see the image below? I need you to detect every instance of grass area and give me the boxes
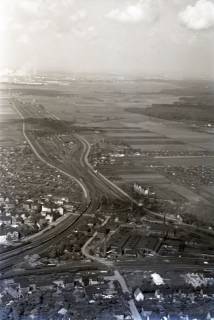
[126,95,214,123]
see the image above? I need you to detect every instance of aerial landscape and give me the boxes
[0,0,214,319]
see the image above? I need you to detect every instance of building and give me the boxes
[134,288,144,302]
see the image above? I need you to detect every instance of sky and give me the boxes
[0,0,214,79]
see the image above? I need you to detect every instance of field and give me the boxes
[0,90,23,146]
[126,82,214,123]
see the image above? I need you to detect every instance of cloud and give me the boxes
[0,0,90,38]
[179,0,214,31]
[106,0,159,24]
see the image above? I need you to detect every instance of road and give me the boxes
[81,215,142,320]
[76,133,140,204]
[81,216,113,267]
[105,271,142,320]
[114,270,142,320]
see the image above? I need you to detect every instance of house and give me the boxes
[5,197,10,203]
[41,205,52,216]
[64,204,74,212]
[6,231,19,241]
[53,280,65,288]
[89,278,99,285]
[134,288,144,302]
[58,207,64,216]
[58,308,68,316]
[45,214,53,224]
[6,284,21,299]
[0,235,8,244]
[21,213,27,220]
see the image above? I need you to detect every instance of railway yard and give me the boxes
[0,78,214,319]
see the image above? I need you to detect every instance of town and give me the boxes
[0,75,214,320]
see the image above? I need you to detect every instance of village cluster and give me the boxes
[0,144,80,246]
